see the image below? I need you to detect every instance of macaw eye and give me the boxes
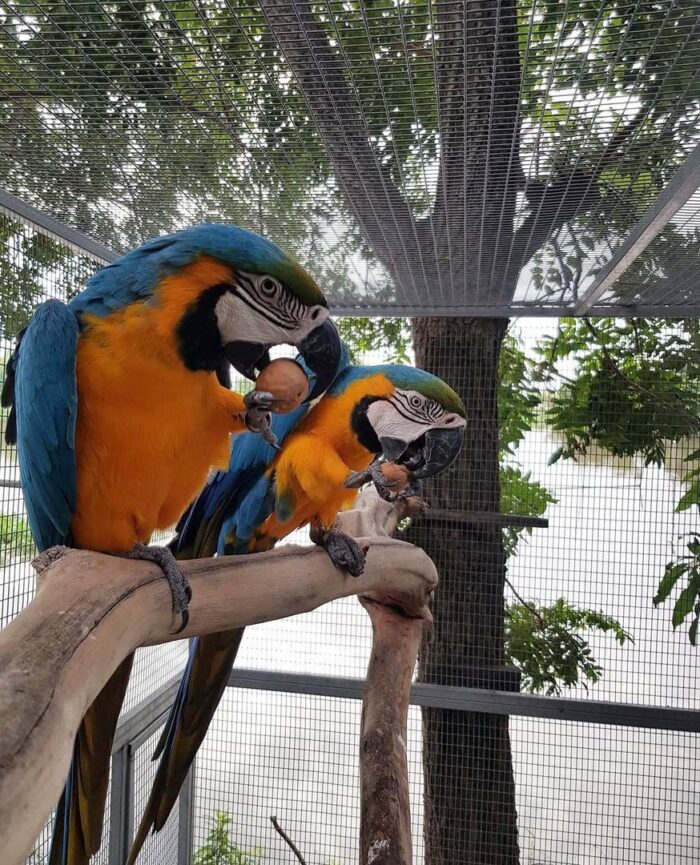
[260,277,278,297]
[408,394,423,409]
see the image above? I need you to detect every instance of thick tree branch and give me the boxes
[258,0,416,278]
[508,107,649,283]
[334,489,429,865]
[0,537,437,865]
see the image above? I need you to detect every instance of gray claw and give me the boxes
[244,389,276,412]
[369,461,400,502]
[119,543,191,633]
[243,391,279,447]
[324,530,366,577]
[344,459,402,502]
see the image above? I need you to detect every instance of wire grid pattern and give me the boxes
[131,728,181,865]
[192,691,699,865]
[1,217,699,862]
[0,1,698,315]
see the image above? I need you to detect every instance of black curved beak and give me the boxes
[379,426,465,480]
[297,317,342,402]
[224,341,271,381]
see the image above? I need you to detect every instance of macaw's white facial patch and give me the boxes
[366,389,466,445]
[214,271,329,347]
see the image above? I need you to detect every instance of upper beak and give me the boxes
[297,317,342,402]
[379,426,465,481]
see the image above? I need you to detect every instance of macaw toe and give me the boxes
[119,543,191,633]
[324,530,366,577]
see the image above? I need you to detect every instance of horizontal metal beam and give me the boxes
[331,303,700,318]
[227,668,700,733]
[0,188,117,264]
[574,142,700,315]
[421,509,548,529]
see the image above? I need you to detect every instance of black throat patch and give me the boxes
[177,282,231,374]
[351,396,383,455]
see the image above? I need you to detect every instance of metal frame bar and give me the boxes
[574,142,700,315]
[0,188,116,264]
[1,187,698,319]
[332,304,700,318]
[178,768,195,865]
[226,668,700,733]
[108,744,134,865]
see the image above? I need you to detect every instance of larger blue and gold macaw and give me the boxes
[127,358,466,864]
[1,223,342,865]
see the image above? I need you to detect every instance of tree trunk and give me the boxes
[406,316,519,865]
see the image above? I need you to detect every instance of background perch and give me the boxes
[0,533,437,865]
[335,490,433,865]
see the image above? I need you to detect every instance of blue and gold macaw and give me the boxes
[126,358,466,864]
[1,223,342,865]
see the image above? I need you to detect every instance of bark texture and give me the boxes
[406,317,520,865]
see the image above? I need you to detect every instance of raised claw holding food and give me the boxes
[242,390,280,449]
[345,459,408,503]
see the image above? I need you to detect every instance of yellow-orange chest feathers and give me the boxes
[258,374,395,542]
[71,258,246,552]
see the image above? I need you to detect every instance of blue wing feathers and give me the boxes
[175,403,307,555]
[13,300,78,552]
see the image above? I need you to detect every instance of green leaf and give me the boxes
[689,617,698,646]
[672,576,698,628]
[676,484,700,512]
[654,562,688,606]
[547,447,564,465]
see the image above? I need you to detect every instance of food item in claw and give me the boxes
[379,461,412,494]
[254,358,309,413]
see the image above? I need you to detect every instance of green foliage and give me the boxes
[498,334,542,458]
[193,812,263,865]
[499,465,556,558]
[506,598,632,696]
[654,535,700,645]
[0,514,35,565]
[535,316,700,645]
[498,332,556,556]
[535,318,700,466]
[337,317,411,364]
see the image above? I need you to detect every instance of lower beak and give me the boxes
[224,341,271,381]
[297,318,342,402]
[380,426,464,480]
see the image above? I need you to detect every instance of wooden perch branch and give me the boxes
[0,532,436,865]
[334,491,432,865]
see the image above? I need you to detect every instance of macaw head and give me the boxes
[185,225,341,401]
[75,224,342,401]
[343,365,467,480]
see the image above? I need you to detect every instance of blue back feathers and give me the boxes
[70,224,320,319]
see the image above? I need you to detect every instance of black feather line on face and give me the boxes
[351,396,383,454]
[177,282,231,372]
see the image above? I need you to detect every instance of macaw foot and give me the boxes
[243,390,279,449]
[345,459,401,503]
[119,543,192,634]
[311,525,367,577]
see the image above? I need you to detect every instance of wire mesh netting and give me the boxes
[0,1,698,315]
[1,3,699,863]
[192,693,700,865]
[2,205,699,865]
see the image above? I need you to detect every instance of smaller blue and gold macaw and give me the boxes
[126,358,465,864]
